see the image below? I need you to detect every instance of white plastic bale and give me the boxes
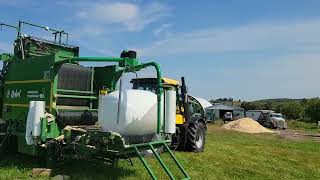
[98,90,158,136]
[32,101,45,137]
[164,90,176,134]
[25,101,35,145]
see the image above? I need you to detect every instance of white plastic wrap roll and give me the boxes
[98,90,158,136]
[32,101,45,137]
[25,101,35,145]
[164,90,176,134]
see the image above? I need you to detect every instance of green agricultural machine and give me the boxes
[0,21,190,180]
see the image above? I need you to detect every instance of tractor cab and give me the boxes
[131,77,207,152]
[131,78,179,91]
[131,77,184,123]
[131,77,204,123]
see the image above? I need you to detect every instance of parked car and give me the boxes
[223,112,233,123]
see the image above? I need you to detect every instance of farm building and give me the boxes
[205,103,245,122]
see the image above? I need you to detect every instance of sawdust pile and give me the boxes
[222,118,274,133]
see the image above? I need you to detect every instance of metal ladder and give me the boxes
[133,141,190,180]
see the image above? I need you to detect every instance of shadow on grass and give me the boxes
[0,153,137,180]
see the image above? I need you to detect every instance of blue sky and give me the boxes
[1,0,320,101]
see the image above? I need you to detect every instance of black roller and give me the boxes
[57,111,98,126]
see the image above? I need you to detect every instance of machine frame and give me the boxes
[0,21,190,180]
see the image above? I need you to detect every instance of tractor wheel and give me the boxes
[186,122,206,152]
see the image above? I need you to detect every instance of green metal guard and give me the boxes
[134,146,158,180]
[130,141,190,180]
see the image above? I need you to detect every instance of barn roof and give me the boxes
[206,103,244,110]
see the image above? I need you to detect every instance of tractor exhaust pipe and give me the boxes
[181,77,191,123]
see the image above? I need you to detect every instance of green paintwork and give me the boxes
[2,54,56,155]
[40,117,60,141]
[139,62,163,133]
[17,134,36,155]
[55,94,97,99]
[14,37,79,60]
[94,65,122,92]
[0,41,164,156]
[57,89,94,95]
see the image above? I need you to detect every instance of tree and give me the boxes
[279,102,303,120]
[241,102,262,110]
[210,98,236,104]
[228,98,234,102]
[304,98,320,123]
[264,102,272,110]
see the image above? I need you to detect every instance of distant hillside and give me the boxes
[252,98,304,103]
[241,98,307,113]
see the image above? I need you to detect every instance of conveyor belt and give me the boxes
[57,63,92,106]
[55,63,97,126]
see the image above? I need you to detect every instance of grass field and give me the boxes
[1,122,319,180]
[286,120,319,134]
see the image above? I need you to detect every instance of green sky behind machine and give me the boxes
[0,21,191,179]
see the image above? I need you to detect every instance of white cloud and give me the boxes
[74,25,105,37]
[136,19,320,57]
[76,2,170,32]
[153,23,171,36]
[77,3,138,24]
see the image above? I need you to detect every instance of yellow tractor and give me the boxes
[131,77,207,152]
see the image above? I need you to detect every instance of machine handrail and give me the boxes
[57,56,164,134]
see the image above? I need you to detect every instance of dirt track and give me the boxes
[276,129,320,141]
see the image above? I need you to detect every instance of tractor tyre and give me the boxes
[185,121,206,152]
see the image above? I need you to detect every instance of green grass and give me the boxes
[1,124,320,180]
[287,120,319,133]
